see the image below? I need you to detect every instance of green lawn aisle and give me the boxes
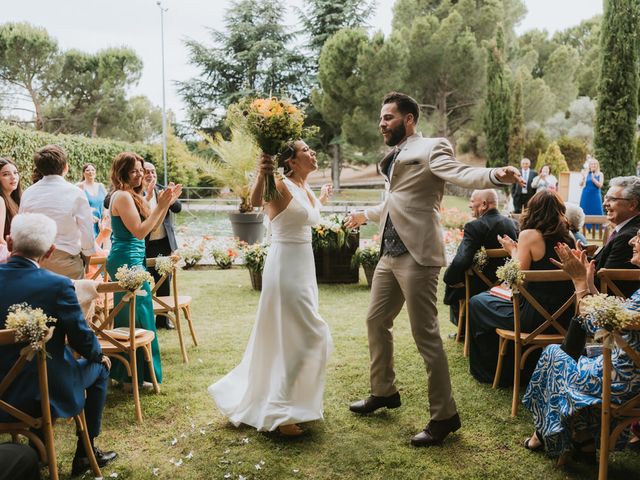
[52,269,640,479]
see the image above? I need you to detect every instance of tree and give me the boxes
[0,22,59,130]
[484,28,511,168]
[44,47,143,138]
[178,0,308,132]
[542,45,580,111]
[535,141,569,177]
[508,74,525,166]
[594,0,640,178]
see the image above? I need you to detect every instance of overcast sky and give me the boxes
[4,0,603,123]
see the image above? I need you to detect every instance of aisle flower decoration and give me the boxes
[473,247,488,271]
[178,245,204,269]
[496,258,525,293]
[311,214,356,251]
[154,254,180,277]
[581,293,640,335]
[211,246,238,270]
[240,242,269,275]
[115,265,153,296]
[351,242,381,269]
[6,303,57,358]
[243,97,305,202]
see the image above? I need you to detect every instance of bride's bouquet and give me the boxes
[243,97,304,201]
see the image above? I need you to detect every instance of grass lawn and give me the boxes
[48,268,639,479]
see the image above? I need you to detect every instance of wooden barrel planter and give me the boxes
[314,232,359,284]
[249,270,262,291]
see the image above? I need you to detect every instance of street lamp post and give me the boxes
[157,1,168,186]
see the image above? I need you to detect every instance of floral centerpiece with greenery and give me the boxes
[311,214,357,251]
[6,303,57,357]
[242,97,304,201]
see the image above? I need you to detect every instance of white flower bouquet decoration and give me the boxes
[496,258,525,293]
[115,265,153,296]
[581,294,640,332]
[473,247,488,271]
[6,303,56,357]
[154,254,180,277]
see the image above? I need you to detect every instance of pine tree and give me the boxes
[484,27,511,168]
[594,0,640,178]
[508,74,525,167]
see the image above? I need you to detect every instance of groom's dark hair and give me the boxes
[383,92,420,123]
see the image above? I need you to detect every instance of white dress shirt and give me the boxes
[19,175,96,257]
[147,190,168,241]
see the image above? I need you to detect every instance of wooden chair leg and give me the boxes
[74,412,101,478]
[143,344,161,394]
[455,300,465,343]
[173,305,189,363]
[511,342,522,417]
[493,338,507,389]
[129,347,143,423]
[598,347,613,480]
[184,306,198,346]
[463,299,471,357]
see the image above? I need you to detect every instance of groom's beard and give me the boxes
[384,122,406,146]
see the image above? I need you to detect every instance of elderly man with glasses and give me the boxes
[593,176,640,297]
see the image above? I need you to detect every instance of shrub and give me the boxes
[535,141,570,177]
[523,128,549,164]
[557,136,588,171]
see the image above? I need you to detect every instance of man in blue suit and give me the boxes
[0,213,117,476]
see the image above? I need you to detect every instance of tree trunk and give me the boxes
[26,84,44,130]
[330,143,341,190]
[91,115,99,138]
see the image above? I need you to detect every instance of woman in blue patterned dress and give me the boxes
[522,240,640,461]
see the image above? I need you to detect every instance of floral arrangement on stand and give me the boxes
[211,244,239,270]
[115,265,153,296]
[6,303,57,357]
[242,97,305,201]
[352,239,381,287]
[239,241,270,290]
[154,254,180,277]
[311,214,357,251]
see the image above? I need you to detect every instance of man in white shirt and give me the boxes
[19,145,95,279]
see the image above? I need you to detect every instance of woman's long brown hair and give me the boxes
[109,152,150,218]
[0,157,21,221]
[520,190,573,244]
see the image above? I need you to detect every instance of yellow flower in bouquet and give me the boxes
[244,97,305,201]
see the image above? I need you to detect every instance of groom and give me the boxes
[345,92,523,447]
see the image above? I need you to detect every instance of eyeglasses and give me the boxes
[603,195,631,203]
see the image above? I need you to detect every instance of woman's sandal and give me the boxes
[278,424,304,437]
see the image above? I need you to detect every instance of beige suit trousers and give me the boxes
[366,253,457,421]
[40,249,85,280]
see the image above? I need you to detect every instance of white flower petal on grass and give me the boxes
[293,469,300,474]
[174,459,183,467]
[198,358,203,364]
[224,449,230,454]
[241,437,249,444]
[255,463,262,470]
[180,433,187,439]
[224,474,231,479]
[151,468,160,476]
[169,437,177,446]
[186,451,193,460]
[239,476,247,480]
[109,473,119,478]
[260,460,265,465]
[200,428,206,435]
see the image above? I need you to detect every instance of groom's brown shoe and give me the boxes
[349,392,401,414]
[410,413,461,447]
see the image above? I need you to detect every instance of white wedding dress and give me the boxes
[208,177,332,431]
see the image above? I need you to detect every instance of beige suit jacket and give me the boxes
[366,133,504,267]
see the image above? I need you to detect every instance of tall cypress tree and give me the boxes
[594,0,640,178]
[484,27,512,168]
[508,74,525,167]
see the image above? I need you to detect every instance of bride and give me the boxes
[208,140,333,436]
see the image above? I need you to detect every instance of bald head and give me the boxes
[469,189,498,218]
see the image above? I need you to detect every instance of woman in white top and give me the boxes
[0,157,21,261]
[209,140,333,436]
[531,164,558,193]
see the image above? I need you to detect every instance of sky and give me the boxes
[3,0,604,124]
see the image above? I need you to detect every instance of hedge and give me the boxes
[0,122,157,187]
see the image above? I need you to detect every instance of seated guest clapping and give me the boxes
[522,241,640,462]
[468,190,575,385]
[0,213,117,476]
[443,189,518,327]
[593,176,640,297]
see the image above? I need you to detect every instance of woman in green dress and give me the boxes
[106,152,182,388]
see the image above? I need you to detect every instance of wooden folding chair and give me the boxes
[460,248,508,357]
[494,270,575,416]
[598,325,640,480]
[583,215,610,244]
[598,268,640,299]
[0,329,101,480]
[88,256,108,282]
[147,258,198,363]
[94,282,160,423]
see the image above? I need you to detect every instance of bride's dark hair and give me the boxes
[277,140,299,177]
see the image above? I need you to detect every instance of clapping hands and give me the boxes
[549,242,595,285]
[158,182,182,208]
